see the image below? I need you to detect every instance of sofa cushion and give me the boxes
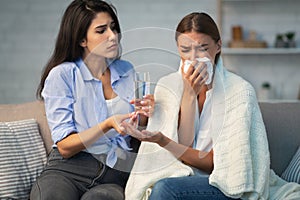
[0,101,53,154]
[281,146,300,183]
[0,119,47,199]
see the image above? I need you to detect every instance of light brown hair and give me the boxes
[175,12,221,65]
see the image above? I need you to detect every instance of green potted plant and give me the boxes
[259,82,273,100]
[275,34,286,48]
[285,31,296,48]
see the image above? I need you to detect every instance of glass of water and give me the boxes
[134,72,150,113]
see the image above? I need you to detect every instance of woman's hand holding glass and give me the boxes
[129,72,155,130]
[132,72,153,115]
[130,94,154,117]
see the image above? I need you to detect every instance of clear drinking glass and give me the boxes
[134,72,150,113]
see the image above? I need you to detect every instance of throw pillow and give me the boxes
[0,119,47,199]
[281,146,300,183]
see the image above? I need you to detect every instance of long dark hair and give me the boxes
[36,0,121,99]
[175,12,221,65]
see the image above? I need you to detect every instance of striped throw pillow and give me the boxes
[281,146,300,184]
[0,119,47,199]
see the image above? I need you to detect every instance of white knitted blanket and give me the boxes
[125,71,194,200]
[125,59,300,200]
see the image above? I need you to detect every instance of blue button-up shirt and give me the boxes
[42,58,135,167]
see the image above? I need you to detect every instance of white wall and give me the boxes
[0,0,299,104]
[0,0,216,104]
[0,0,71,104]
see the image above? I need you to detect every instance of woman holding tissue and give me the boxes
[125,12,230,200]
[30,0,153,199]
[124,12,300,200]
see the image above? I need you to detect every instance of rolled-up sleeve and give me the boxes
[42,65,77,144]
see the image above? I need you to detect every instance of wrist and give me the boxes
[181,94,196,106]
[157,133,171,147]
[98,118,111,134]
[183,88,197,100]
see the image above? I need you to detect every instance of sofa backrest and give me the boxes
[259,101,300,175]
[0,101,299,175]
[0,101,53,154]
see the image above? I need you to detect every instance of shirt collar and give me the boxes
[75,58,129,83]
[75,58,94,81]
[107,59,129,84]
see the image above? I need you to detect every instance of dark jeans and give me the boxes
[30,148,131,200]
[149,175,236,200]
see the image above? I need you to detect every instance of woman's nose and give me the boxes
[107,28,117,41]
[191,48,207,60]
[190,48,197,61]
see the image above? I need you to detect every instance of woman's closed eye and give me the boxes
[96,24,107,34]
[96,28,106,34]
[196,47,208,52]
[96,23,116,34]
[181,47,191,53]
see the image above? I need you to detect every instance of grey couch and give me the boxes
[0,100,299,193]
[259,101,300,175]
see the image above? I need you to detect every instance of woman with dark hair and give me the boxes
[124,12,300,200]
[31,0,153,199]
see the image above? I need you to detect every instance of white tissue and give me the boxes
[183,57,213,85]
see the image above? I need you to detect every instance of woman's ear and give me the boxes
[80,39,87,48]
[216,39,222,53]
